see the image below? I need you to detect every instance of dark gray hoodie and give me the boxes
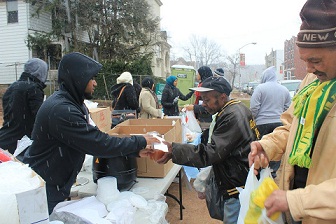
[24,58,49,83]
[0,58,48,154]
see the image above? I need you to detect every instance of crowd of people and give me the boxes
[0,0,335,223]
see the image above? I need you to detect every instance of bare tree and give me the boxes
[225,54,240,88]
[182,35,224,68]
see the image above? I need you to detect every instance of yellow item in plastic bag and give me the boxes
[244,177,280,223]
[244,194,261,224]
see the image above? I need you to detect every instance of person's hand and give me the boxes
[264,190,289,217]
[184,104,194,111]
[156,141,173,164]
[156,152,172,164]
[173,96,179,104]
[248,141,269,175]
[197,191,206,200]
[139,148,154,157]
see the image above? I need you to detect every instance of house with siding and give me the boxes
[0,0,170,85]
[0,0,53,84]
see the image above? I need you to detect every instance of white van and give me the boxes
[279,80,302,99]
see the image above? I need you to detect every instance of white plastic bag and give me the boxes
[193,166,212,193]
[237,165,284,224]
[185,110,202,133]
[237,164,258,224]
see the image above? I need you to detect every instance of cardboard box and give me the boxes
[117,118,181,126]
[116,118,182,144]
[89,107,111,132]
[107,119,182,177]
[1,160,49,224]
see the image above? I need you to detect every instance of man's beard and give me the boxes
[84,92,93,100]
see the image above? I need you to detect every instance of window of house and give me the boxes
[7,0,18,24]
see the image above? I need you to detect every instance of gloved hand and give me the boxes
[173,96,179,104]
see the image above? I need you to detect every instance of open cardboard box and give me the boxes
[89,107,111,132]
[107,119,182,177]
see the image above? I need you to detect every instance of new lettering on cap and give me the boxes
[296,0,336,48]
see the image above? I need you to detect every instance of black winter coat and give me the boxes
[23,53,146,207]
[0,72,46,154]
[161,84,193,116]
[171,100,258,198]
[111,83,140,113]
[193,104,212,123]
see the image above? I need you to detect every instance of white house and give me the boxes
[0,0,170,84]
[146,0,171,78]
[0,0,54,84]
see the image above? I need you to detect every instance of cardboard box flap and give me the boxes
[108,125,173,136]
[118,118,180,126]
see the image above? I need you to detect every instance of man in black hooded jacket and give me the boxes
[23,52,157,214]
[0,58,48,156]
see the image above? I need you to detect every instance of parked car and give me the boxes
[242,83,249,93]
[279,80,302,99]
[246,81,260,95]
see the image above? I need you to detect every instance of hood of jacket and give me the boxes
[24,58,48,83]
[58,52,102,104]
[261,66,277,83]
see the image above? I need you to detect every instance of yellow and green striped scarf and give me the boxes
[289,79,336,168]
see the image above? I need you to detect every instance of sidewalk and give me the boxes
[165,180,222,224]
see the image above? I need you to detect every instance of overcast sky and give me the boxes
[160,0,307,65]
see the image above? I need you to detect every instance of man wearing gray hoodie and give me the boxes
[250,66,291,178]
[0,58,48,156]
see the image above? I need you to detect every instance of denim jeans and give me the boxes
[223,197,240,224]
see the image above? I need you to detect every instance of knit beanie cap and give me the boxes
[214,68,225,77]
[296,0,336,48]
[24,58,48,83]
[117,72,133,85]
